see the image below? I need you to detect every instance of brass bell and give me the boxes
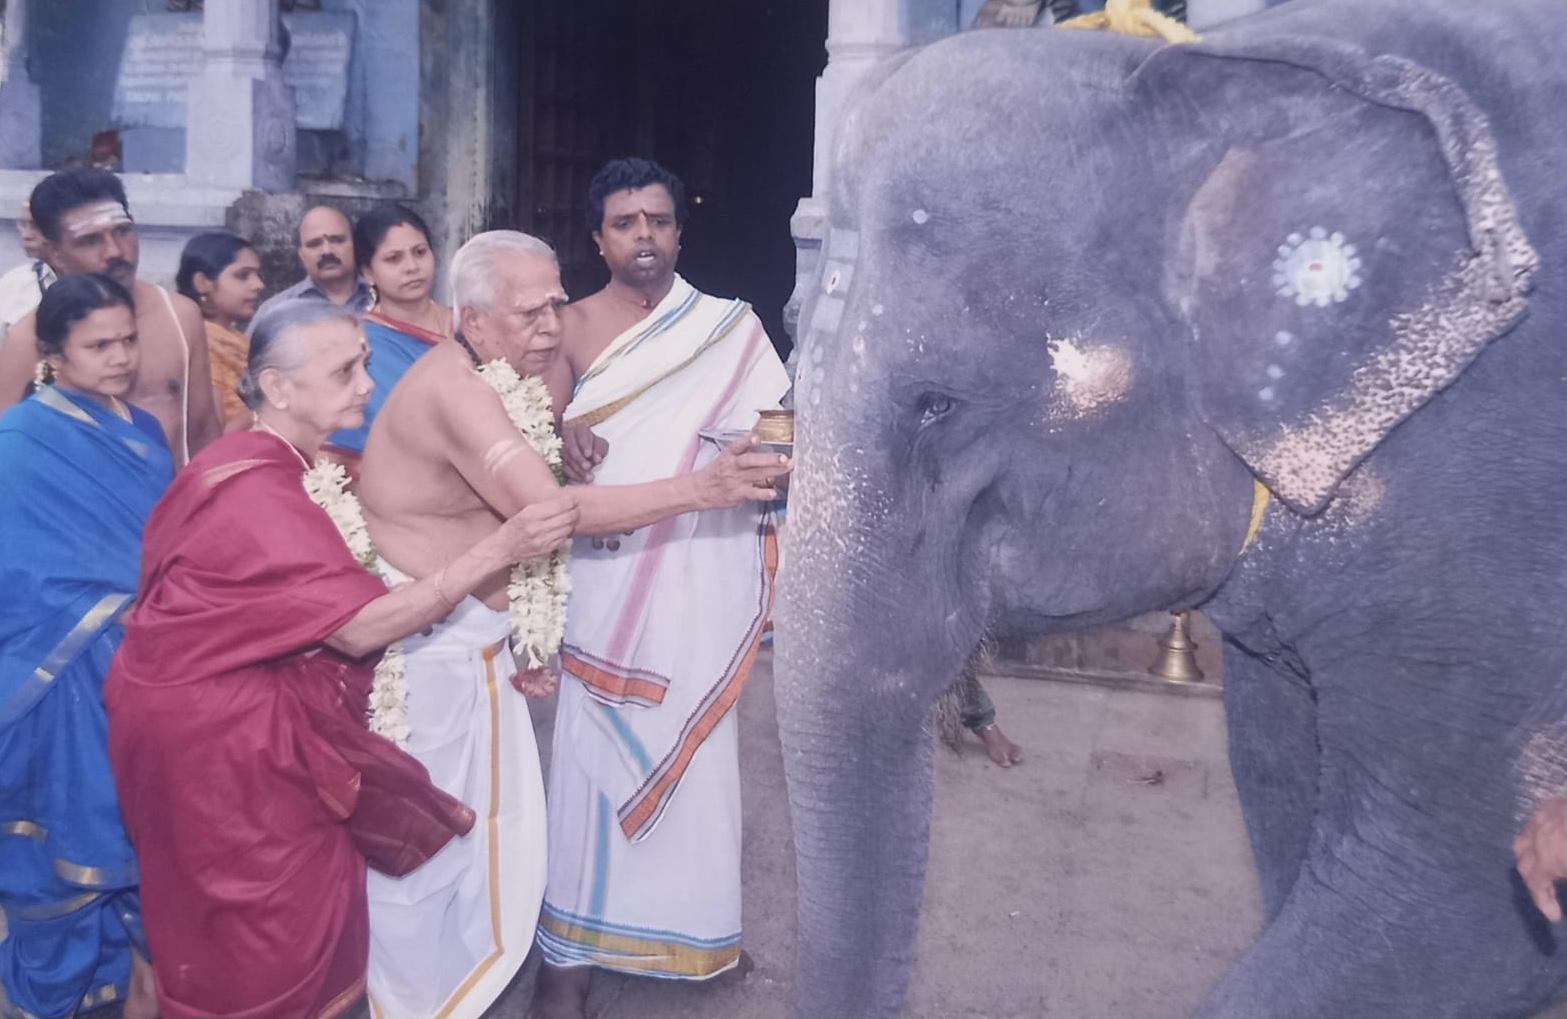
[1149,610,1205,684]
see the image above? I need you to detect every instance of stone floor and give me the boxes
[486,649,1265,1018]
[6,645,1562,1018]
[491,647,1567,1019]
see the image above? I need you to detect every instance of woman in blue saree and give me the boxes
[321,204,451,472]
[0,273,171,1018]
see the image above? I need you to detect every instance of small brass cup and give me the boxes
[753,409,795,444]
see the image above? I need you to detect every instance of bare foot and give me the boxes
[977,724,1023,767]
[529,963,591,1019]
[122,951,159,1019]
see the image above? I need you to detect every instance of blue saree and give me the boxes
[0,386,173,1017]
[322,310,442,460]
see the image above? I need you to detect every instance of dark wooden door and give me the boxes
[515,0,636,300]
[515,0,825,350]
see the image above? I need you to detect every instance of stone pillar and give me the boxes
[185,0,295,191]
[786,0,906,347]
[811,0,905,198]
[0,0,43,169]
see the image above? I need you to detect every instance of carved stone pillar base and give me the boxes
[184,0,297,192]
[185,67,295,192]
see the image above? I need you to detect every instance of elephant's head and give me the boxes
[775,23,1535,1019]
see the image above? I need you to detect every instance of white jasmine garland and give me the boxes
[473,359,572,669]
[302,460,376,569]
[301,458,410,747]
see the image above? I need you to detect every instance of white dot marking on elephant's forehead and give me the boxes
[1272,226,1363,307]
[1047,337,1132,417]
[858,320,868,332]
[871,303,885,316]
[1266,364,1284,380]
[851,335,865,356]
[911,208,930,225]
[1258,386,1275,402]
[1275,330,1293,346]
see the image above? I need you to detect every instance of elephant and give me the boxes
[774,0,1566,1016]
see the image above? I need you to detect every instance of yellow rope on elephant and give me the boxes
[1241,479,1271,553]
[1058,0,1201,44]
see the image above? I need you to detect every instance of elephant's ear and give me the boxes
[1151,38,1537,515]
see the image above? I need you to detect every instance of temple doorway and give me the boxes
[513,0,827,355]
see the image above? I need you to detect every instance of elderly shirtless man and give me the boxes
[354,229,786,1019]
[0,169,220,462]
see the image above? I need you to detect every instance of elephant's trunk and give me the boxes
[775,421,953,1018]
[776,631,935,1019]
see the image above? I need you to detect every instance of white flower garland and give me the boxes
[473,359,572,670]
[291,359,567,744]
[302,458,411,747]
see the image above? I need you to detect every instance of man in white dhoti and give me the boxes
[357,228,785,1019]
[532,158,791,1019]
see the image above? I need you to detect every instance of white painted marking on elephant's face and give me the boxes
[1046,337,1132,418]
[911,208,930,225]
[1253,252,1533,511]
[1273,226,1362,307]
[871,303,885,316]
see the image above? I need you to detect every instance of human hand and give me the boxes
[510,666,559,699]
[561,419,608,483]
[693,437,792,509]
[493,494,579,563]
[1515,795,1567,921]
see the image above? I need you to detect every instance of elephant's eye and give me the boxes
[917,392,953,425]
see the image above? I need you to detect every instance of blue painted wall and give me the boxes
[322,0,419,190]
[23,0,417,185]
[28,0,139,169]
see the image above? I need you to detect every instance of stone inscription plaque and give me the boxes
[112,12,354,132]
[281,12,354,130]
[113,13,202,129]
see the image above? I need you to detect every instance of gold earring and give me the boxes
[368,283,380,309]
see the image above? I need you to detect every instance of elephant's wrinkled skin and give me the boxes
[774,1,1566,1016]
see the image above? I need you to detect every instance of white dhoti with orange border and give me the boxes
[537,276,788,979]
[366,564,547,1019]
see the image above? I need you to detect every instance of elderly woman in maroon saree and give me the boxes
[104,301,578,1019]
